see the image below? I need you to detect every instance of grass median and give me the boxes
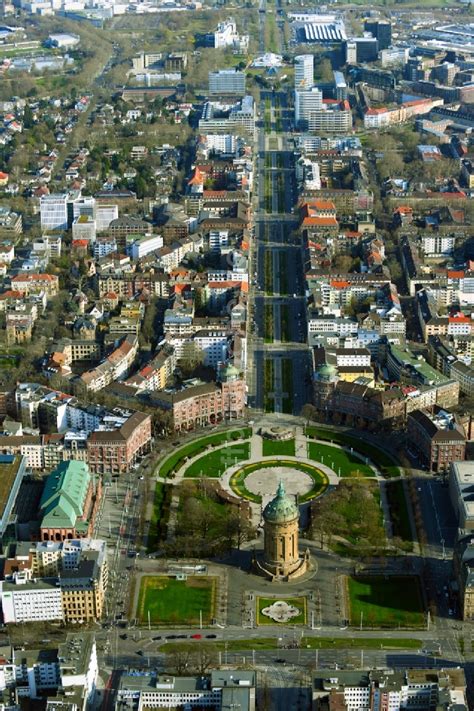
[161,637,423,653]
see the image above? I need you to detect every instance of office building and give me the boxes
[40,194,68,233]
[1,577,63,623]
[199,96,256,134]
[345,37,379,63]
[295,87,323,127]
[209,70,246,96]
[116,670,256,711]
[364,19,392,50]
[295,54,314,89]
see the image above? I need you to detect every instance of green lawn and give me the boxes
[158,428,252,478]
[305,427,400,477]
[262,438,295,457]
[257,596,307,625]
[184,443,250,478]
[347,576,425,628]
[137,576,215,626]
[307,442,374,478]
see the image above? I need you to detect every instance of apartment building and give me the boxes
[60,552,107,623]
[80,335,138,392]
[86,410,152,475]
[2,552,107,624]
[453,531,474,621]
[313,668,467,710]
[149,364,245,432]
[10,273,59,298]
[407,409,466,472]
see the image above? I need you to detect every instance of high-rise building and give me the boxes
[345,37,379,64]
[364,19,392,50]
[294,54,314,89]
[295,87,323,127]
[209,70,246,95]
[40,194,68,232]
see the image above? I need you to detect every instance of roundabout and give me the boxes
[229,459,329,504]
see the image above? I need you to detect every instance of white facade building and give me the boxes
[96,204,118,232]
[1,578,63,623]
[128,233,164,260]
[193,330,230,367]
[209,70,246,96]
[40,194,68,232]
[208,230,229,253]
[295,87,323,126]
[295,54,314,89]
[420,234,456,257]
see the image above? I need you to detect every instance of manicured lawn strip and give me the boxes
[137,576,215,626]
[264,302,273,343]
[305,427,401,477]
[264,358,274,412]
[162,637,423,653]
[262,438,295,456]
[280,303,291,341]
[184,443,250,478]
[276,171,285,213]
[257,596,307,625]
[147,482,172,552]
[278,252,288,296]
[158,428,252,478]
[229,460,328,503]
[264,169,272,212]
[281,358,293,395]
[347,576,425,629]
[386,480,413,545]
[264,97,271,132]
[264,251,273,294]
[307,442,374,478]
[302,637,423,650]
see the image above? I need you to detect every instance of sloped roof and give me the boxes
[40,461,91,529]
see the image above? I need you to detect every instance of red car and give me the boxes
[190,634,202,640]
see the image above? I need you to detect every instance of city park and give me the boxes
[134,421,426,637]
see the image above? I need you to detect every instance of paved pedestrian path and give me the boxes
[161,428,388,543]
[295,426,307,458]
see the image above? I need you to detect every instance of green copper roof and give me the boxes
[219,363,240,382]
[263,481,298,523]
[316,363,338,381]
[40,461,91,529]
